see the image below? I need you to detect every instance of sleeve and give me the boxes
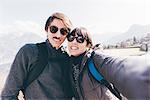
[93,50,126,83]
[1,44,36,100]
[93,50,150,99]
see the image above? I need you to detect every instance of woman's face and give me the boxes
[67,31,88,56]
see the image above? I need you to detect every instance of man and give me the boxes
[1,12,73,100]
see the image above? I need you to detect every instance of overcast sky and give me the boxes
[0,0,150,36]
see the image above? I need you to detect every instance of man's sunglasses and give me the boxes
[67,35,86,43]
[49,25,70,36]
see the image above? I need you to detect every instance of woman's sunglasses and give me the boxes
[49,25,70,36]
[67,35,85,43]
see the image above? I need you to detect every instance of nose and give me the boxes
[55,30,62,37]
[72,38,77,43]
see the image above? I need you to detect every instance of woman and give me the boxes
[67,27,150,100]
[67,27,119,100]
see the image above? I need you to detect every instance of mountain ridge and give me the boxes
[0,32,45,64]
[93,24,150,45]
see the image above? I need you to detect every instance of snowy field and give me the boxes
[102,48,147,56]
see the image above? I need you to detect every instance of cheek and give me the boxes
[67,42,71,47]
[47,32,52,37]
[67,42,72,51]
[61,36,67,41]
[79,45,87,53]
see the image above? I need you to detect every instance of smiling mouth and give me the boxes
[53,37,61,42]
[70,46,79,50]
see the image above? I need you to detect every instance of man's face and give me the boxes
[47,19,68,49]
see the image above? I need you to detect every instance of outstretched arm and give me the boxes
[93,51,150,99]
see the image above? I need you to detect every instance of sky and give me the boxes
[0,0,150,36]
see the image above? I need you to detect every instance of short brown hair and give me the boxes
[45,12,73,32]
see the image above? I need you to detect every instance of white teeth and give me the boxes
[71,46,78,50]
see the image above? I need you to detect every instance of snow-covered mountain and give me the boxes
[0,32,45,65]
[108,24,150,44]
[92,32,121,45]
[93,24,150,45]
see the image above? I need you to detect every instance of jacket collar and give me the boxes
[70,52,85,65]
[45,39,68,59]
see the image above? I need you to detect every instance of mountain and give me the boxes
[0,63,11,73]
[93,24,150,45]
[108,24,150,44]
[0,32,45,65]
[92,32,121,45]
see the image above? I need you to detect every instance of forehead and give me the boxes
[50,19,65,27]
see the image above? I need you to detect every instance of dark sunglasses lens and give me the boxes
[60,28,68,35]
[50,26,58,33]
[77,37,85,43]
[67,35,75,42]
[67,35,85,43]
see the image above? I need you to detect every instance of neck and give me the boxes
[70,52,86,64]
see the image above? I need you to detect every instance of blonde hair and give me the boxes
[45,12,73,32]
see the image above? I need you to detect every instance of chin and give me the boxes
[72,53,81,57]
[53,45,60,49]
[70,52,76,56]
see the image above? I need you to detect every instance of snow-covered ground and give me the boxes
[103,48,147,56]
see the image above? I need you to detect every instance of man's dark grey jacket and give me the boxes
[1,40,73,100]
